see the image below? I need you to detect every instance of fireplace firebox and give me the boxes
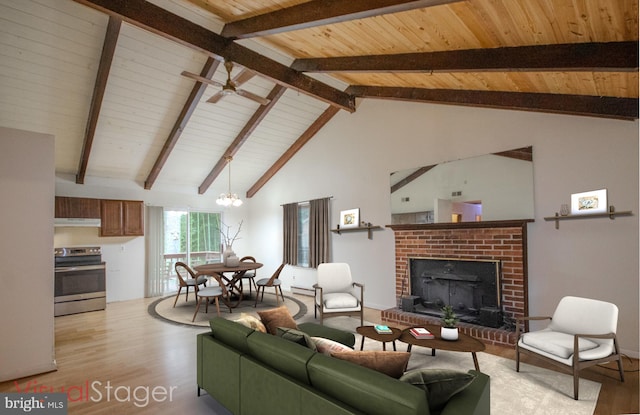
[404,257,503,328]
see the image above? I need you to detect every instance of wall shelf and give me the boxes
[544,206,633,229]
[331,225,382,239]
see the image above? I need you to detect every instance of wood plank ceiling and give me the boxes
[1,0,637,199]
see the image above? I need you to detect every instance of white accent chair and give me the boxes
[314,263,364,326]
[515,296,624,400]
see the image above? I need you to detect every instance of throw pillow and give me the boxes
[399,369,476,412]
[311,337,354,355]
[233,313,267,333]
[276,327,318,351]
[331,351,410,379]
[257,306,298,335]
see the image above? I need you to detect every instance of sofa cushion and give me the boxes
[257,306,298,335]
[298,323,356,347]
[233,313,267,333]
[307,352,428,415]
[311,337,353,355]
[247,329,315,385]
[277,327,317,351]
[521,331,599,359]
[400,369,476,412]
[323,293,358,309]
[209,317,254,354]
[331,351,410,379]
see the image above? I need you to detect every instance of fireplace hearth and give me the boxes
[406,257,502,328]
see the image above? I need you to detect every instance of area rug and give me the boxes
[307,315,600,415]
[149,292,307,328]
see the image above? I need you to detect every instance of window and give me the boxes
[297,203,310,267]
[163,210,221,293]
[283,197,329,268]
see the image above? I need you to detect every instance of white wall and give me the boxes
[0,127,56,382]
[246,100,639,357]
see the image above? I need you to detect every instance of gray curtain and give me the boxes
[283,202,298,265]
[309,197,330,268]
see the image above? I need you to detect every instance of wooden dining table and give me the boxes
[194,262,263,308]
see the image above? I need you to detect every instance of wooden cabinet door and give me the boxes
[100,200,124,237]
[55,197,100,218]
[123,200,144,236]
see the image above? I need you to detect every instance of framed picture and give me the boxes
[339,208,360,228]
[571,189,607,215]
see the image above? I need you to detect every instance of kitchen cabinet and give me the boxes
[55,197,101,218]
[100,199,144,237]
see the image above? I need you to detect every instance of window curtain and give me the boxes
[282,202,298,265]
[309,197,330,268]
[145,205,164,297]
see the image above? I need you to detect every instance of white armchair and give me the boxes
[314,263,364,326]
[515,296,624,400]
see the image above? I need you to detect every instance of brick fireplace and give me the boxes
[383,220,533,347]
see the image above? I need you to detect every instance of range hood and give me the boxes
[54,218,102,227]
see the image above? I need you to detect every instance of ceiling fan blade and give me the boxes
[236,89,271,105]
[181,71,224,89]
[206,91,225,103]
[231,69,256,87]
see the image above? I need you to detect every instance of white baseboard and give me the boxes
[291,286,314,297]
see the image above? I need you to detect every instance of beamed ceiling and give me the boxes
[0,0,637,199]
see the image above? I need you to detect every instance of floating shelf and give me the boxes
[544,206,632,229]
[331,225,382,239]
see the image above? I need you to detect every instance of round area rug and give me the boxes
[148,292,307,328]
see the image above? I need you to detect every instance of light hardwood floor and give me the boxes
[1,295,637,415]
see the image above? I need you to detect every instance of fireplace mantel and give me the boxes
[386,219,534,231]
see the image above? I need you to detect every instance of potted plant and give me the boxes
[440,304,459,341]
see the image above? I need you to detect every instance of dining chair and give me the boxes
[314,263,364,326]
[192,276,230,321]
[173,261,208,307]
[239,256,258,296]
[515,296,624,399]
[254,263,286,306]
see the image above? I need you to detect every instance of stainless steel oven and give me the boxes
[54,247,106,316]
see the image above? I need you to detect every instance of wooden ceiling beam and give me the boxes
[221,0,462,40]
[293,41,639,73]
[72,0,355,112]
[76,16,121,184]
[391,165,435,193]
[347,86,639,120]
[247,106,340,198]
[144,58,220,190]
[198,85,288,195]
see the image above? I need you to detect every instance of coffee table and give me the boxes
[398,325,486,371]
[356,326,402,351]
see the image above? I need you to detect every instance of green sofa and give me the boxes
[197,318,490,415]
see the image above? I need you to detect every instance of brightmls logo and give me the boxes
[0,393,66,414]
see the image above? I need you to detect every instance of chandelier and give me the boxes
[216,156,243,207]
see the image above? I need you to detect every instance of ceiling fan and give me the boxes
[181,60,271,105]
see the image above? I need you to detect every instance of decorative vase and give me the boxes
[222,246,235,265]
[441,327,459,341]
[226,255,240,267]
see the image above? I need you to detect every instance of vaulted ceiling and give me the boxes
[1,0,637,200]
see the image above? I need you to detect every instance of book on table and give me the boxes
[410,327,434,339]
[374,325,393,334]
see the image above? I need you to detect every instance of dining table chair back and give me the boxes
[254,263,286,307]
[173,261,208,307]
[239,256,258,295]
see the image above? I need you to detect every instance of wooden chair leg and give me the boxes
[173,287,183,307]
[617,356,625,382]
[279,286,285,302]
[573,368,579,400]
[214,297,221,316]
[275,287,280,305]
[185,286,190,302]
[204,297,209,314]
[254,286,262,307]
[192,298,202,322]
[515,345,521,372]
